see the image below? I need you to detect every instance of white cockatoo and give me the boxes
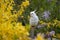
[30,10,39,27]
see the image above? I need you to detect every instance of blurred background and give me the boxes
[0,0,60,40]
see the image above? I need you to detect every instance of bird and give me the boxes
[29,10,39,38]
[30,10,39,27]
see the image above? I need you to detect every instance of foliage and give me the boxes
[0,0,60,40]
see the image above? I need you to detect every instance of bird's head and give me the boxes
[30,10,36,17]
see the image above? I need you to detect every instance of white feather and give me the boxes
[30,10,39,26]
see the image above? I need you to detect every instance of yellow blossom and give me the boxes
[47,22,51,28]
[0,0,30,40]
[35,33,44,40]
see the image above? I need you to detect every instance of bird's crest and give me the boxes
[33,10,36,12]
[30,10,37,17]
[32,10,36,13]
